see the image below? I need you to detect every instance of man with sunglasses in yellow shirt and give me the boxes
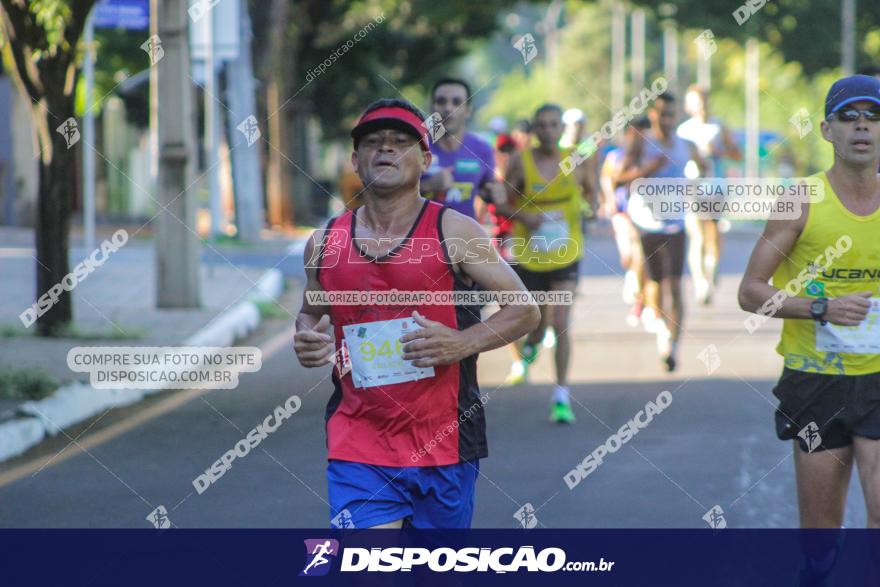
[740,75,880,549]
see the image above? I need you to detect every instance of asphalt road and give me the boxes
[0,226,868,528]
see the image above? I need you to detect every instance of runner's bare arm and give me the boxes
[738,203,868,329]
[687,142,710,177]
[718,124,742,161]
[494,151,523,218]
[617,144,663,184]
[599,157,617,216]
[738,209,812,319]
[496,151,542,229]
[399,212,540,367]
[295,230,335,367]
[577,154,599,213]
[740,197,871,326]
[480,180,507,206]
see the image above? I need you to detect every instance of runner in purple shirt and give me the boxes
[420,78,505,219]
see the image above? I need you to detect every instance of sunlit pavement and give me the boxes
[0,227,866,528]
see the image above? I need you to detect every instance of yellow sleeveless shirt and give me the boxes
[512,147,584,272]
[773,172,880,375]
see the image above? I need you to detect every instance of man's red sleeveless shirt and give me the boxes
[316,200,487,467]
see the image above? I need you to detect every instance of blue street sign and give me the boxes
[93,0,149,30]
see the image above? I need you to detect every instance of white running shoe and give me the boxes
[655,322,672,357]
[626,309,641,328]
[622,270,639,304]
[641,307,659,334]
[542,327,556,349]
[694,277,712,305]
[626,298,644,328]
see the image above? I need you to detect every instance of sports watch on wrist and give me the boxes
[810,297,828,326]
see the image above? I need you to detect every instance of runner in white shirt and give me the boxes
[677,85,741,305]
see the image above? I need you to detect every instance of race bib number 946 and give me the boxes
[342,318,435,388]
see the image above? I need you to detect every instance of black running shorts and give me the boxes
[773,367,880,452]
[514,261,580,292]
[639,230,686,283]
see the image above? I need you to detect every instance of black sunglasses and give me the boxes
[830,107,880,122]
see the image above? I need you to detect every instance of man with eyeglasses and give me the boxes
[421,78,506,220]
[739,75,880,544]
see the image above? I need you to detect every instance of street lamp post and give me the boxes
[152,0,201,307]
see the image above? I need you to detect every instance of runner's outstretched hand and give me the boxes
[826,292,872,326]
[400,311,473,367]
[295,314,335,367]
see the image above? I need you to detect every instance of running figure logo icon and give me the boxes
[300,539,340,576]
[56,118,80,149]
[140,34,165,66]
[330,508,356,529]
[146,505,171,529]
[237,115,261,147]
[799,422,822,453]
[789,108,813,139]
[702,505,727,529]
[514,503,539,528]
[423,112,446,142]
[697,344,721,375]
[694,29,717,60]
[513,33,538,65]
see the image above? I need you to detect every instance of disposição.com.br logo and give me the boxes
[300,539,340,576]
[298,539,613,575]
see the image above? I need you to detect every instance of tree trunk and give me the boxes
[0,0,96,337]
[265,79,290,226]
[263,0,292,227]
[33,95,76,336]
[288,102,313,224]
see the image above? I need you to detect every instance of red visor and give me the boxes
[351,106,430,151]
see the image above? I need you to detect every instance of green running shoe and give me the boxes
[551,402,576,424]
[521,343,539,365]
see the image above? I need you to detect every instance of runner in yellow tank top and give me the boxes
[496,103,597,423]
[739,74,880,536]
[512,142,585,271]
[772,171,880,375]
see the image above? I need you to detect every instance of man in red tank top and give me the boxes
[293,98,539,529]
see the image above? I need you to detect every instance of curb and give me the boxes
[0,418,45,463]
[0,268,285,464]
[19,383,144,435]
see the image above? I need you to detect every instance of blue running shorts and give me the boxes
[327,459,480,529]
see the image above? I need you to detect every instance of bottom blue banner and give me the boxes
[2,529,879,585]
